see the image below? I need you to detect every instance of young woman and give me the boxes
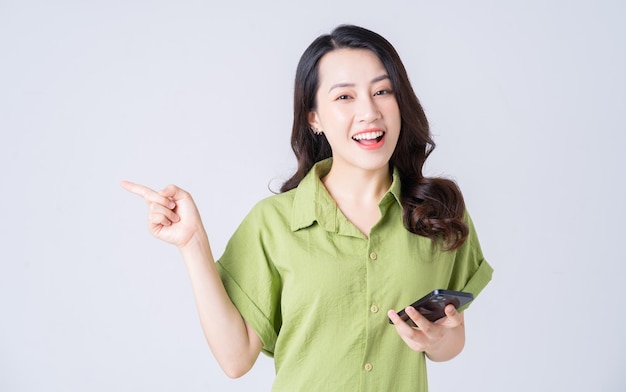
[122,24,493,391]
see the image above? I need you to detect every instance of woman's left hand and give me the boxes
[387,304,465,360]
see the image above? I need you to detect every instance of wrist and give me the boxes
[178,229,211,257]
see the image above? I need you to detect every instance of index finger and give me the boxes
[120,180,175,208]
[388,308,422,332]
[404,306,435,332]
[120,180,152,197]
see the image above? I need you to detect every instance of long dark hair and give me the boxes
[280,24,468,251]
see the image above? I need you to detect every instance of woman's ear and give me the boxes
[308,111,321,134]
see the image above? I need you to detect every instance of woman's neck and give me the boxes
[322,164,392,206]
[321,164,392,236]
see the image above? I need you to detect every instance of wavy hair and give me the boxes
[280,25,468,251]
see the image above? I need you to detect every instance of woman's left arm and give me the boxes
[387,304,466,362]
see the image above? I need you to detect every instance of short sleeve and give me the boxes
[449,212,494,308]
[216,204,283,357]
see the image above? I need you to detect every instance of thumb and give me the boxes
[159,184,191,203]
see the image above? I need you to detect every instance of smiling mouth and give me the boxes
[352,130,385,145]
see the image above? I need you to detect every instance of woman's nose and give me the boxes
[356,97,381,123]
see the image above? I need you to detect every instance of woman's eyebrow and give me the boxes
[371,74,390,84]
[328,74,390,93]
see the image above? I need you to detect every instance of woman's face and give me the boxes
[309,48,401,174]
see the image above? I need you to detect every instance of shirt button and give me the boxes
[364,363,373,372]
[370,305,379,313]
[369,252,377,260]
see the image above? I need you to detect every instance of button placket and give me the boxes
[363,237,380,378]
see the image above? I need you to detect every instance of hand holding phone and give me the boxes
[389,289,474,327]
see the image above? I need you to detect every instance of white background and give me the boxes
[1,0,625,391]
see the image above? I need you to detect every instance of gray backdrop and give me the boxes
[1,0,625,391]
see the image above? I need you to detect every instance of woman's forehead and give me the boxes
[317,48,387,88]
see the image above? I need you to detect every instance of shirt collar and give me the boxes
[290,158,403,232]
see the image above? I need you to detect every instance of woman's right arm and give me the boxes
[120,181,263,378]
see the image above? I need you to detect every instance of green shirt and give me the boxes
[217,159,493,392]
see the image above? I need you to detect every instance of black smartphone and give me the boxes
[389,289,474,327]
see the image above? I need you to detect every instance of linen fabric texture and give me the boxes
[217,158,493,392]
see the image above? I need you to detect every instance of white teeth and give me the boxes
[352,131,384,140]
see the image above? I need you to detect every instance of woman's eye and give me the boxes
[337,95,351,100]
[374,89,393,96]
